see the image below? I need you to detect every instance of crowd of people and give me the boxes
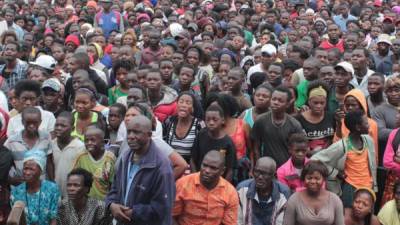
[0,0,400,224]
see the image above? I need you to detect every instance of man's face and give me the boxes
[108,107,123,130]
[51,45,65,62]
[127,88,144,105]
[146,72,162,92]
[172,53,184,66]
[126,119,151,151]
[100,1,112,10]
[385,84,400,106]
[303,61,319,81]
[253,161,275,191]
[179,67,195,87]
[200,155,224,186]
[319,66,335,86]
[339,5,348,16]
[266,13,276,24]
[334,68,352,88]
[351,49,367,70]
[392,39,400,55]
[68,58,80,74]
[267,65,282,86]
[345,35,358,50]
[4,11,14,24]
[149,32,161,47]
[270,90,288,113]
[367,76,384,96]
[3,44,17,61]
[261,52,275,67]
[344,96,362,113]
[227,70,242,92]
[327,24,340,42]
[378,42,390,55]
[314,50,328,65]
[160,61,174,81]
[54,116,72,139]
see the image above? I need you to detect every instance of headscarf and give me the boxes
[240,55,255,69]
[23,149,47,173]
[89,42,104,59]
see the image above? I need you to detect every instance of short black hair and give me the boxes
[274,86,292,102]
[22,107,41,121]
[178,64,196,76]
[67,168,93,192]
[288,133,308,146]
[14,80,41,98]
[301,160,329,181]
[57,111,74,125]
[110,103,127,117]
[282,59,300,72]
[113,59,134,74]
[250,72,267,90]
[206,104,225,118]
[369,72,385,83]
[344,111,365,132]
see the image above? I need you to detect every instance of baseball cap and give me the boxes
[174,30,191,40]
[383,16,393,23]
[335,61,354,75]
[261,44,277,56]
[30,55,57,71]
[187,23,198,32]
[377,34,392,46]
[42,78,61,92]
[169,23,184,38]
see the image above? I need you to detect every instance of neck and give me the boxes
[255,106,268,115]
[310,110,323,117]
[349,132,362,142]
[90,149,104,161]
[292,159,304,169]
[329,39,339,45]
[23,130,38,139]
[355,67,367,77]
[272,111,285,120]
[148,90,162,101]
[27,179,41,192]
[370,92,384,103]
[79,111,91,120]
[132,143,150,159]
[150,45,159,51]
[351,210,365,222]
[180,84,191,92]
[336,86,350,94]
[6,60,16,68]
[72,196,87,211]
[202,179,219,190]
[306,188,322,197]
[231,89,241,96]
[209,129,223,138]
[257,184,272,197]
[163,77,172,85]
[57,135,72,147]
[179,115,192,124]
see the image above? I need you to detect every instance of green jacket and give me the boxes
[311,135,377,195]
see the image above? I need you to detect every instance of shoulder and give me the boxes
[254,111,271,124]
[42,180,60,192]
[104,151,117,161]
[176,173,196,187]
[236,179,253,190]
[328,191,343,205]
[274,180,291,197]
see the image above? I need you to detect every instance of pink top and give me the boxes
[277,157,309,192]
[383,128,400,177]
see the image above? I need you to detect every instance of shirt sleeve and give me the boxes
[383,129,400,175]
[282,194,297,225]
[172,179,184,217]
[222,187,239,225]
[333,194,345,225]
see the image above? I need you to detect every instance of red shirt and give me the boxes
[319,39,345,53]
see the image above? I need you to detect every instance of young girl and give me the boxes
[191,104,236,182]
[344,188,380,225]
[108,59,133,105]
[72,88,105,141]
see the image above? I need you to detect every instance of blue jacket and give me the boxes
[105,140,175,225]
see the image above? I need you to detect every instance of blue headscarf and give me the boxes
[23,149,46,173]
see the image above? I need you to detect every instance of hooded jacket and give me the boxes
[334,89,379,158]
[152,86,178,123]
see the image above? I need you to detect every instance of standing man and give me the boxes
[173,150,239,225]
[372,34,393,76]
[333,2,357,32]
[141,29,163,65]
[2,8,24,40]
[237,157,291,225]
[247,44,277,84]
[105,115,175,225]
[251,87,304,167]
[0,41,28,92]
[94,0,124,39]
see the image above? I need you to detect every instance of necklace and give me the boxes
[25,182,42,225]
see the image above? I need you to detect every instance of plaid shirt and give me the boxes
[0,59,28,91]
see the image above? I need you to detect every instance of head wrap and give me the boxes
[86,0,97,9]
[309,86,327,98]
[89,43,104,59]
[23,149,46,173]
[355,187,376,203]
[240,55,254,69]
[65,34,80,47]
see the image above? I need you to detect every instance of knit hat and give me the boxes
[65,34,80,46]
[86,0,97,9]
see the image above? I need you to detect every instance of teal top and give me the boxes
[243,107,254,128]
[295,80,309,109]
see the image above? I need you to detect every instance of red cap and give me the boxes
[65,35,80,47]
[374,0,382,7]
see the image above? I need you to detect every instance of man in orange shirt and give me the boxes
[173,150,239,225]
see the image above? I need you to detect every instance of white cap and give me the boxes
[30,55,57,71]
[169,23,184,38]
[41,78,61,92]
[261,44,277,56]
[377,34,392,46]
[335,61,354,75]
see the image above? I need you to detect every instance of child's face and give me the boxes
[108,107,123,130]
[84,128,104,152]
[42,89,60,108]
[126,72,138,88]
[116,68,129,88]
[22,113,41,135]
[205,110,224,132]
[290,142,309,164]
[19,91,39,110]
[8,89,20,110]
[74,93,95,114]
[344,96,362,113]
[160,61,174,81]
[137,69,148,88]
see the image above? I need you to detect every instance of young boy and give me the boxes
[7,80,56,137]
[5,107,55,185]
[73,125,116,200]
[159,58,177,87]
[227,67,252,113]
[312,111,377,207]
[108,60,133,105]
[277,133,309,192]
[52,111,85,197]
[191,104,236,182]
[107,103,126,144]
[41,78,64,118]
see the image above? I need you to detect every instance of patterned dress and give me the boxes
[11,180,60,225]
[57,198,112,225]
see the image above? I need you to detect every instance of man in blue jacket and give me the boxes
[105,115,175,225]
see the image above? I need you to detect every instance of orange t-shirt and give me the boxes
[345,149,373,188]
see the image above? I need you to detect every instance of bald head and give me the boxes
[126,115,152,153]
[203,150,225,169]
[256,157,277,173]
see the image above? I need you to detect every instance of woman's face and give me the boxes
[177,94,194,118]
[124,107,141,124]
[304,171,324,193]
[204,24,214,34]
[74,93,95,114]
[44,36,54,47]
[308,96,326,115]
[352,192,373,219]
[23,160,41,183]
[123,34,134,46]
[186,50,200,66]
[254,88,271,109]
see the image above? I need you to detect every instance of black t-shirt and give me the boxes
[251,111,304,167]
[0,147,13,184]
[191,128,236,172]
[296,112,335,151]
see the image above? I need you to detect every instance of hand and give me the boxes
[394,156,400,164]
[336,171,346,180]
[110,203,131,223]
[334,109,345,122]
[299,105,310,113]
[122,208,133,219]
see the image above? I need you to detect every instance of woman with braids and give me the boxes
[344,188,380,225]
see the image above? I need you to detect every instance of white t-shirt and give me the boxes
[246,63,264,84]
[7,107,56,137]
[0,90,8,112]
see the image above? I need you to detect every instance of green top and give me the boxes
[108,85,128,105]
[295,80,309,109]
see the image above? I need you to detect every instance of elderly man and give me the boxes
[173,150,239,225]
[105,115,175,225]
[237,157,291,225]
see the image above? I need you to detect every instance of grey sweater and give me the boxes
[371,103,398,141]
